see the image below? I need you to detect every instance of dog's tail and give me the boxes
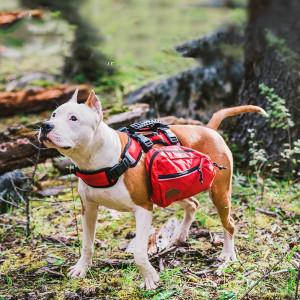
[206,105,268,131]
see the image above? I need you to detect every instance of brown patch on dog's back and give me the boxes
[117,132,153,212]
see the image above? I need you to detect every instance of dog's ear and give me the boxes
[69,89,78,103]
[85,90,102,118]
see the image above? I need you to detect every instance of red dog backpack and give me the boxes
[145,146,218,207]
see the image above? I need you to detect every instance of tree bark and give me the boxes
[0,85,89,116]
[0,104,149,175]
[230,0,300,163]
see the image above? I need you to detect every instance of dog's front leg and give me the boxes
[134,206,159,290]
[68,201,98,278]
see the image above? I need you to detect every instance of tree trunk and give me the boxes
[20,0,114,81]
[231,0,300,165]
[0,104,149,175]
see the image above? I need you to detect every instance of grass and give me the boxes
[0,163,298,299]
[0,0,246,95]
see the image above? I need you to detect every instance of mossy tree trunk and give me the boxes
[20,0,114,82]
[231,0,300,165]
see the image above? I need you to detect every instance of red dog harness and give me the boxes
[74,137,143,188]
[74,120,180,188]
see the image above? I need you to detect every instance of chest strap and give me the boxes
[74,137,143,188]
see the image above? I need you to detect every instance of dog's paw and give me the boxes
[67,262,90,278]
[168,230,189,248]
[140,272,160,290]
[213,251,237,276]
[218,250,237,262]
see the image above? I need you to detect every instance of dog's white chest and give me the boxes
[78,176,135,212]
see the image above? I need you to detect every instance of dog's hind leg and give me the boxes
[209,173,237,275]
[168,197,199,247]
[134,206,159,290]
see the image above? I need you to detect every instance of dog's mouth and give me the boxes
[40,134,72,150]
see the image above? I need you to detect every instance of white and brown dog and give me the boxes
[39,90,267,290]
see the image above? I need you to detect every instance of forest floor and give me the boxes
[0,161,299,300]
[0,1,299,299]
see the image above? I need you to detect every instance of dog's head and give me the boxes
[39,89,102,153]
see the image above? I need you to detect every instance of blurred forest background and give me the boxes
[0,0,299,299]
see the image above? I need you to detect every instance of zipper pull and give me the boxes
[198,158,203,185]
[213,162,227,170]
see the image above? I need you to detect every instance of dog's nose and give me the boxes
[41,121,54,133]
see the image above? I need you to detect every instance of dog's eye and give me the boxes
[52,112,56,117]
[70,116,77,121]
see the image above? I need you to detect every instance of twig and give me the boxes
[149,246,176,260]
[69,167,81,256]
[28,196,72,202]
[10,177,25,204]
[0,196,24,210]
[239,250,289,300]
[270,269,290,275]
[23,142,41,237]
[187,282,217,288]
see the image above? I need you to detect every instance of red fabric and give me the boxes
[145,146,216,207]
[127,138,142,161]
[148,132,177,146]
[75,137,142,188]
[75,170,111,187]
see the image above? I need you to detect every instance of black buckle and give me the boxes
[159,128,179,145]
[131,133,153,151]
[109,157,131,180]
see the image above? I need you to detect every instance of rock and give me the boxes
[0,169,28,213]
[64,292,80,300]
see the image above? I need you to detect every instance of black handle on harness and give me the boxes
[128,119,166,134]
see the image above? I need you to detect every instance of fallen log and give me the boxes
[125,27,244,122]
[0,10,43,29]
[0,103,149,175]
[125,62,243,122]
[0,85,90,117]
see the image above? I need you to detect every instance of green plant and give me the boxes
[265,29,298,66]
[219,291,237,300]
[247,83,300,179]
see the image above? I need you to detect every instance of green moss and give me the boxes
[109,106,130,115]
[30,80,59,88]
[265,28,298,66]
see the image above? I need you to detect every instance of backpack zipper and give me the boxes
[158,164,200,180]
[148,148,196,193]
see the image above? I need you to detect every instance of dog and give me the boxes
[39,90,267,290]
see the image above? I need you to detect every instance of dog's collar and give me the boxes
[73,137,143,188]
